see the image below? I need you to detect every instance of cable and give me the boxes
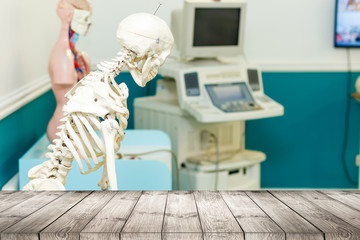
[200,129,221,190]
[188,147,247,165]
[342,48,357,185]
[210,133,220,190]
[116,149,180,190]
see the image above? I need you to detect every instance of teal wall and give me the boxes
[0,71,359,189]
[246,72,360,188]
[0,91,56,188]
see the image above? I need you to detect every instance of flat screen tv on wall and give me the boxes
[335,0,360,47]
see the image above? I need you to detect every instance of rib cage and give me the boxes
[24,49,136,190]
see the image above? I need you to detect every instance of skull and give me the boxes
[117,13,174,87]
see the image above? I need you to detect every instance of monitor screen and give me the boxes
[193,8,240,46]
[184,72,200,96]
[335,0,360,47]
[205,82,255,112]
[171,0,247,59]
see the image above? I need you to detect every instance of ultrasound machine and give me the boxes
[134,0,284,190]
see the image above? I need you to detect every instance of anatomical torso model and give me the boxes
[47,0,92,142]
[23,13,174,190]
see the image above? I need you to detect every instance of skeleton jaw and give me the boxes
[126,54,160,87]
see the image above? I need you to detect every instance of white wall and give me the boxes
[245,0,360,71]
[1,0,360,118]
[0,0,59,119]
[246,0,342,70]
[80,0,360,71]
[78,0,183,64]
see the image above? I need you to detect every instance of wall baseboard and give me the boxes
[0,75,51,120]
[250,60,360,72]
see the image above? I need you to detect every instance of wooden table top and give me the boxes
[0,190,359,240]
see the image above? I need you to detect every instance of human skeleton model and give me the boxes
[23,13,174,190]
[47,0,92,142]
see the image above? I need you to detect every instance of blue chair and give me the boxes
[19,130,172,190]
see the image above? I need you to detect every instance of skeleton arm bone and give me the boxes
[100,114,119,190]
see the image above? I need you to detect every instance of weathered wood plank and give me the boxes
[0,191,15,197]
[80,191,142,240]
[121,191,167,235]
[40,191,116,240]
[163,191,202,234]
[286,233,324,240]
[221,191,284,240]
[246,191,323,240]
[194,191,243,239]
[1,190,360,240]
[244,233,288,240]
[320,190,360,212]
[80,233,119,240]
[271,191,360,240]
[0,191,64,233]
[1,191,90,240]
[121,233,161,240]
[298,191,360,232]
[203,232,243,240]
[0,234,39,240]
[163,233,203,240]
[0,191,39,213]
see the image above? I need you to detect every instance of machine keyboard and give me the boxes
[220,100,260,112]
[256,96,271,103]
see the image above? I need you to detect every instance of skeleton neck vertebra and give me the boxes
[96,49,136,77]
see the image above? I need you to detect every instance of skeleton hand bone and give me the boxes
[23,13,174,191]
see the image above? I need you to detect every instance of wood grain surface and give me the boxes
[0,190,359,240]
[271,191,360,240]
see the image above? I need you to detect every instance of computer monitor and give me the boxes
[335,0,360,47]
[171,0,247,60]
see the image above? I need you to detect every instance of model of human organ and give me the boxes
[47,0,92,143]
[23,13,174,190]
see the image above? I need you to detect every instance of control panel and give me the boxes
[158,60,284,123]
[205,82,262,113]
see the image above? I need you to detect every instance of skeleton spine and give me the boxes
[27,49,134,187]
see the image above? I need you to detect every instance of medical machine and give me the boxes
[135,0,284,190]
[171,0,247,60]
[134,60,284,190]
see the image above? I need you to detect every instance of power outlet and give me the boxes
[200,130,214,150]
[356,154,360,167]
